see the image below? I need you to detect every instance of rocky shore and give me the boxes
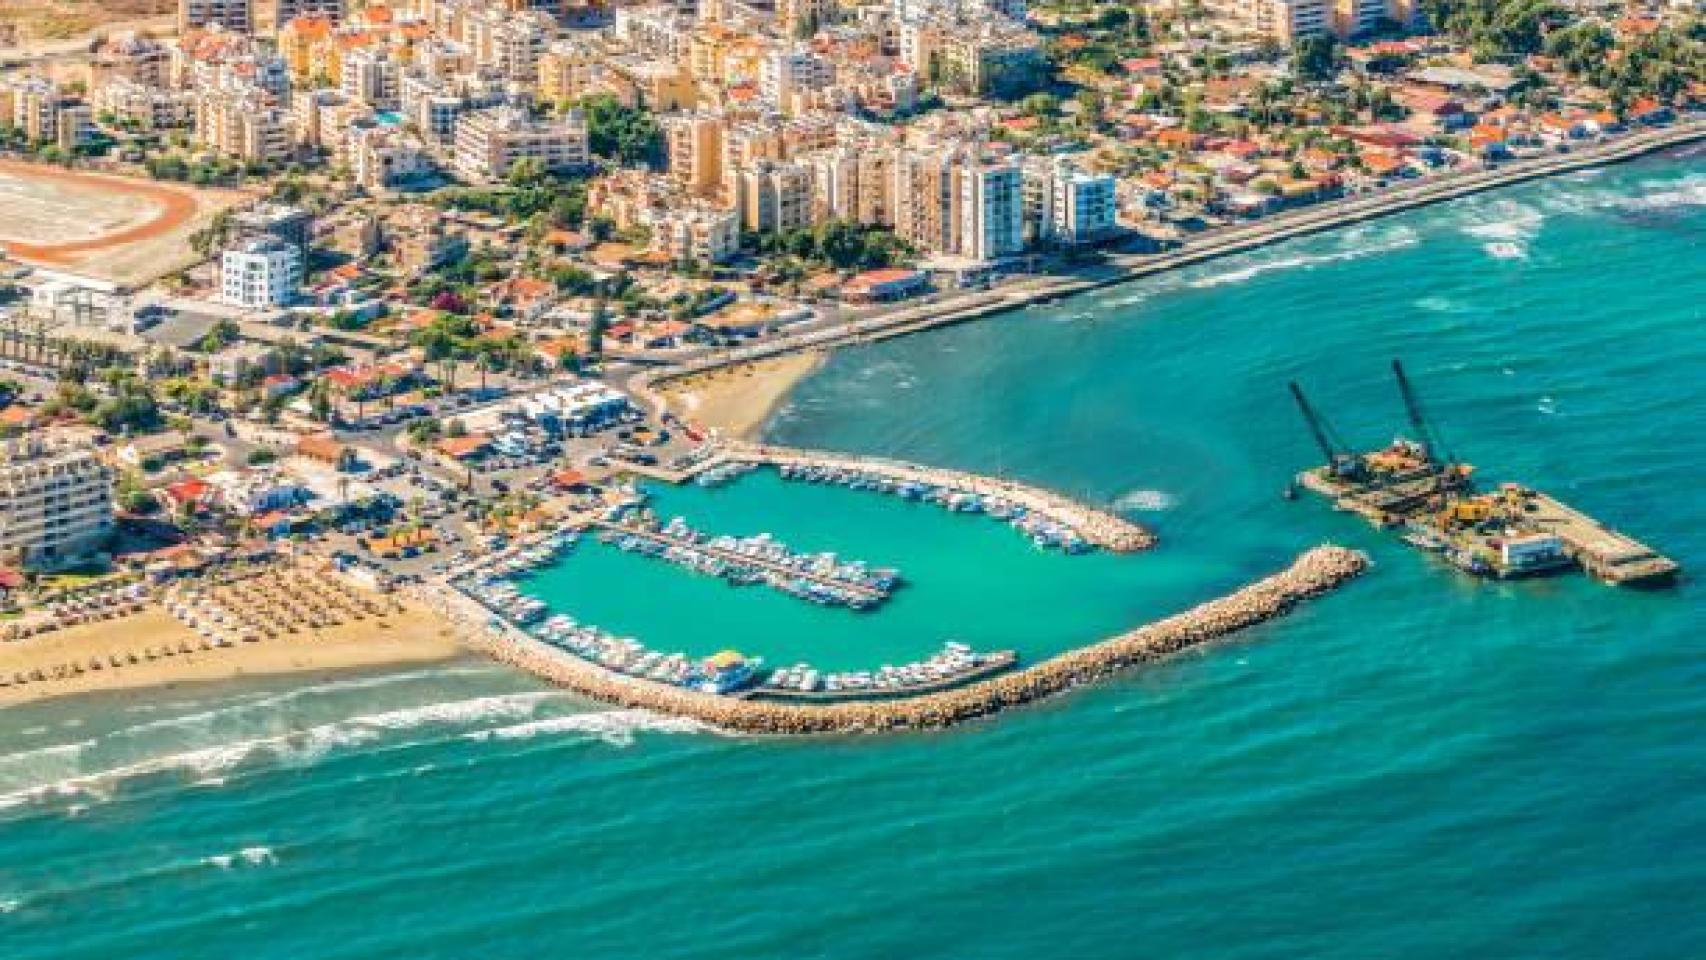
[457,544,1368,735]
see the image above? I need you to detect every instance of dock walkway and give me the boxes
[586,517,887,602]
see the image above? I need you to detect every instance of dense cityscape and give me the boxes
[0,0,1702,952]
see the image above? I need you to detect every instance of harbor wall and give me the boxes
[452,545,1369,735]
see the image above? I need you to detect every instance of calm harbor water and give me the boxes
[3,152,1704,959]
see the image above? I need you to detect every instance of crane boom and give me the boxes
[1391,359,1452,465]
[1290,381,1363,478]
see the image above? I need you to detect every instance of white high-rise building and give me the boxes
[1033,161,1117,246]
[958,161,1023,261]
[0,436,114,570]
[221,237,302,308]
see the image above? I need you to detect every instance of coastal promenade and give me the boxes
[635,119,1704,399]
[446,545,1368,734]
[706,440,1157,552]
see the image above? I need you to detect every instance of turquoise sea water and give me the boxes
[3,152,1704,959]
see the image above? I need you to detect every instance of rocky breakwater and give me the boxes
[462,545,1369,735]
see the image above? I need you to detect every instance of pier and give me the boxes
[449,545,1369,735]
[586,517,890,605]
[1525,493,1680,585]
[693,441,1156,553]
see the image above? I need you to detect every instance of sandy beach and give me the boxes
[658,350,824,439]
[0,592,463,709]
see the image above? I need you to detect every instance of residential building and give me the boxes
[662,111,726,198]
[222,236,304,309]
[732,159,813,233]
[0,436,114,570]
[340,47,401,109]
[761,46,834,115]
[452,106,589,181]
[89,33,171,89]
[958,160,1023,261]
[1028,160,1117,246]
[179,0,253,33]
[94,79,197,131]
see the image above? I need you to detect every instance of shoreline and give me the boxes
[0,580,466,710]
[635,121,1704,404]
[654,350,824,439]
[453,545,1370,735]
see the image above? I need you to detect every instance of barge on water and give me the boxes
[1289,361,1679,587]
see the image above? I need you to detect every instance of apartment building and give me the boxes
[89,33,171,90]
[662,111,726,198]
[0,79,70,144]
[179,0,254,33]
[452,106,589,181]
[1028,160,1117,246]
[732,159,813,233]
[221,236,304,308]
[0,437,114,571]
[649,205,741,264]
[341,47,402,109]
[95,79,195,130]
[761,46,835,115]
[196,92,293,162]
[538,39,602,102]
[958,160,1023,260]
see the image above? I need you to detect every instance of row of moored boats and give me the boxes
[598,516,900,610]
[762,642,1005,696]
[772,463,1093,553]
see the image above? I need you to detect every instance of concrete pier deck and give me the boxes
[1526,493,1680,585]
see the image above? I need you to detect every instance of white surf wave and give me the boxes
[112,666,506,739]
[1616,176,1706,214]
[0,691,567,813]
[1461,200,1544,259]
[1113,489,1176,512]
[1188,225,1419,289]
[203,846,276,870]
[463,709,706,746]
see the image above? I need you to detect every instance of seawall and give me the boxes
[455,544,1369,735]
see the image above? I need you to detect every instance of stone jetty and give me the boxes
[705,441,1157,553]
[454,545,1368,735]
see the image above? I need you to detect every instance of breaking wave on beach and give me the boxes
[0,689,701,816]
[1458,198,1546,260]
[463,709,707,746]
[1186,224,1420,289]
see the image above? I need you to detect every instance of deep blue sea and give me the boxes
[3,152,1703,959]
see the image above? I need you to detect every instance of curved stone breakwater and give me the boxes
[710,441,1157,553]
[457,545,1368,735]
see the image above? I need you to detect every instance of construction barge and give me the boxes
[1290,361,1679,587]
